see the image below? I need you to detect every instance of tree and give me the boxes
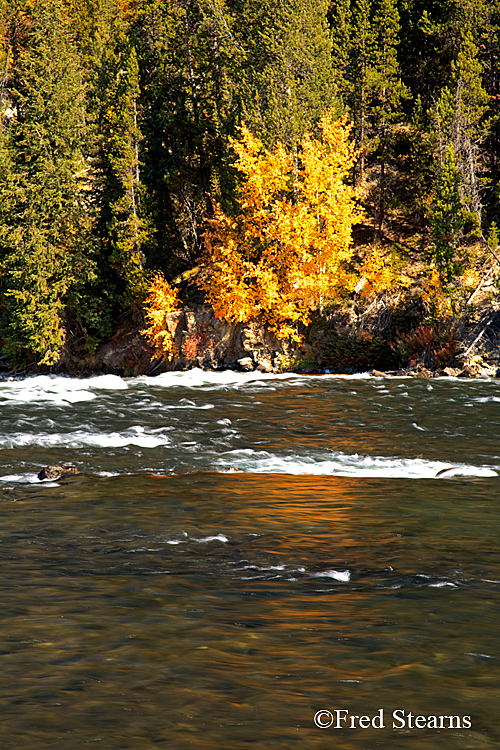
[200,113,361,340]
[328,0,352,106]
[350,0,374,179]
[236,0,338,149]
[480,0,500,191]
[141,272,180,359]
[136,0,239,277]
[398,0,488,109]
[428,144,466,282]
[370,0,409,230]
[93,16,147,304]
[0,0,96,365]
[433,32,489,229]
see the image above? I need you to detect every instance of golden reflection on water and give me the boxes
[0,472,498,748]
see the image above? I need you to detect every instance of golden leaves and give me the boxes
[141,273,180,360]
[202,112,361,340]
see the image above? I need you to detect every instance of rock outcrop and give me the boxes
[53,297,500,378]
[38,465,79,481]
[160,304,299,372]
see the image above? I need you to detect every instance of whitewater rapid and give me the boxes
[0,369,498,483]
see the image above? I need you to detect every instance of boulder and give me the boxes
[38,465,79,481]
[256,358,273,373]
[237,357,254,371]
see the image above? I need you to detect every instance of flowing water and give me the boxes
[0,370,500,749]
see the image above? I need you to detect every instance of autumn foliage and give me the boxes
[201,113,361,340]
[141,273,180,360]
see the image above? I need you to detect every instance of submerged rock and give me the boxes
[37,465,79,481]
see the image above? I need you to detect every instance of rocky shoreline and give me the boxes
[2,299,500,380]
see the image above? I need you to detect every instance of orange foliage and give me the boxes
[182,328,209,359]
[461,266,481,288]
[141,273,180,360]
[355,246,398,297]
[201,113,362,341]
[419,266,454,318]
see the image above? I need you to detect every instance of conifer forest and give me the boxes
[1,0,500,371]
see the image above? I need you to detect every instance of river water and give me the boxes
[0,369,499,749]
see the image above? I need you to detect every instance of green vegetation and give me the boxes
[1,0,500,367]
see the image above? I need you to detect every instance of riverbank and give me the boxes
[7,297,495,380]
[2,269,500,380]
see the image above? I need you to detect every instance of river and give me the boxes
[0,369,499,749]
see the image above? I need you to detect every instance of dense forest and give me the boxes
[0,0,499,369]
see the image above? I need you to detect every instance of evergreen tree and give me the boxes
[480,0,500,192]
[136,0,239,277]
[94,15,147,304]
[349,0,407,230]
[433,32,489,227]
[405,95,435,225]
[236,0,337,149]
[398,0,487,109]
[370,0,409,230]
[0,0,95,365]
[350,0,375,179]
[328,0,352,106]
[429,144,466,282]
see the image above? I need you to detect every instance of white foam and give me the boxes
[85,375,128,390]
[135,368,296,389]
[132,368,384,391]
[167,403,215,410]
[0,374,128,405]
[0,427,170,450]
[311,570,351,582]
[215,449,498,479]
[0,472,60,486]
[0,473,40,484]
[197,534,229,543]
[429,582,457,588]
[241,564,286,572]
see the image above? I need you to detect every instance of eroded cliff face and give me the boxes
[85,304,302,375]
[58,299,500,378]
[159,305,299,372]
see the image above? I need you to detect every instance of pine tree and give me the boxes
[480,0,500,190]
[433,32,489,228]
[349,0,408,231]
[0,0,95,365]
[406,95,435,225]
[398,0,487,109]
[328,0,352,106]
[370,0,409,230]
[236,0,337,149]
[429,144,466,282]
[350,0,374,180]
[94,16,147,304]
[136,0,239,277]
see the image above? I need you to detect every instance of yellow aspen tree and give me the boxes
[201,112,362,340]
[141,273,180,360]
